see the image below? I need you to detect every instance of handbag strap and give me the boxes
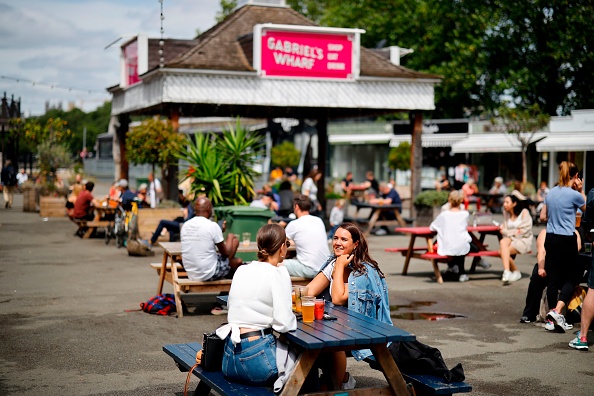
[183,351,201,396]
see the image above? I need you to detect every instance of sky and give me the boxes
[0,0,221,116]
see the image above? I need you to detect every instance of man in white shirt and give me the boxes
[281,195,330,278]
[148,172,163,208]
[181,197,241,281]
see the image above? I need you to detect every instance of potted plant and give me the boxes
[413,190,449,226]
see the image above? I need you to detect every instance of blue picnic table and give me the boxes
[206,295,416,395]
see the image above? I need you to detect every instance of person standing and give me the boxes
[147,172,163,208]
[1,160,17,209]
[540,161,586,332]
[16,168,28,191]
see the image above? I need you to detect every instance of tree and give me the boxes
[388,141,411,172]
[285,0,594,117]
[216,0,237,22]
[125,117,187,186]
[490,104,550,184]
[271,141,301,169]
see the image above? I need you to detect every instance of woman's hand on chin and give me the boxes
[335,253,354,269]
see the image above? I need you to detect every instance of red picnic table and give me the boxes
[389,225,502,283]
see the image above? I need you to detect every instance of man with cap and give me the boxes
[181,197,241,283]
[117,179,136,208]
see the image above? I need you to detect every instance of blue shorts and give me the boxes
[222,333,278,385]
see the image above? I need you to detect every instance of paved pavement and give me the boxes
[0,190,592,395]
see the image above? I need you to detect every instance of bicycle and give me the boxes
[113,198,140,248]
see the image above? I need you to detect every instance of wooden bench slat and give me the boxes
[402,373,472,395]
[163,343,275,396]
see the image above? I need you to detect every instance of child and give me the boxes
[429,190,472,282]
[327,199,345,240]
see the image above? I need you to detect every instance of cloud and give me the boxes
[0,0,221,114]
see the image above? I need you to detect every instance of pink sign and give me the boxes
[260,30,354,80]
[124,40,139,86]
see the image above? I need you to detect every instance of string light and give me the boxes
[159,0,165,68]
[0,75,105,95]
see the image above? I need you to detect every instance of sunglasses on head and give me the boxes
[285,240,291,248]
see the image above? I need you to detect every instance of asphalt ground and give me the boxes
[0,188,592,396]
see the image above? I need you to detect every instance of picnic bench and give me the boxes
[165,300,471,395]
[389,225,502,283]
[74,206,116,238]
[153,241,306,317]
[350,201,408,236]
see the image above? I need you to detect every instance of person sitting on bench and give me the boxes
[72,181,101,222]
[429,190,472,282]
[180,197,241,281]
[205,224,297,389]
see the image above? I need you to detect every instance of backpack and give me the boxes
[140,294,177,315]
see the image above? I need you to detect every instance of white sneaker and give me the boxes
[508,271,522,282]
[546,310,573,332]
[501,270,512,283]
[374,228,388,236]
[459,274,469,282]
[478,259,491,269]
[342,372,357,390]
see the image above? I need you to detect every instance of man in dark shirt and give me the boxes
[362,171,379,197]
[73,181,100,220]
[369,182,402,235]
[340,172,353,194]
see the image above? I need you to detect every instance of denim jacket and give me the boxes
[319,258,393,360]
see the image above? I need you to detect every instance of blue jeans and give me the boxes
[150,219,181,244]
[222,334,278,385]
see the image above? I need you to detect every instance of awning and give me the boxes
[389,133,467,148]
[536,133,594,152]
[329,134,392,145]
[450,132,548,154]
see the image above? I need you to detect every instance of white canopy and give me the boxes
[450,132,548,154]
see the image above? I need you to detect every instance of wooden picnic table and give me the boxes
[392,225,502,283]
[155,241,300,317]
[80,205,116,238]
[351,201,406,236]
[206,296,417,395]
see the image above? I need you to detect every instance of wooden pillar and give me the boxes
[317,115,328,213]
[410,111,423,215]
[166,108,180,201]
[116,114,130,181]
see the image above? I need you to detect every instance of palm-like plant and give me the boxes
[178,119,264,206]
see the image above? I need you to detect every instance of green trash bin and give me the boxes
[213,205,275,263]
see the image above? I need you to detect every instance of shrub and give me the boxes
[413,190,449,208]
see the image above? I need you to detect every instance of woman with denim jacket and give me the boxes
[307,222,391,391]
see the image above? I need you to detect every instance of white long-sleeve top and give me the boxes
[429,210,471,256]
[216,261,297,345]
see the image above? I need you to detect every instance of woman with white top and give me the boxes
[216,224,297,386]
[301,169,323,213]
[430,190,472,282]
[499,194,533,283]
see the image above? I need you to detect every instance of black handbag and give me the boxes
[201,331,225,371]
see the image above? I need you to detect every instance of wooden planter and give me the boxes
[39,196,67,217]
[22,187,37,212]
[414,205,442,227]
